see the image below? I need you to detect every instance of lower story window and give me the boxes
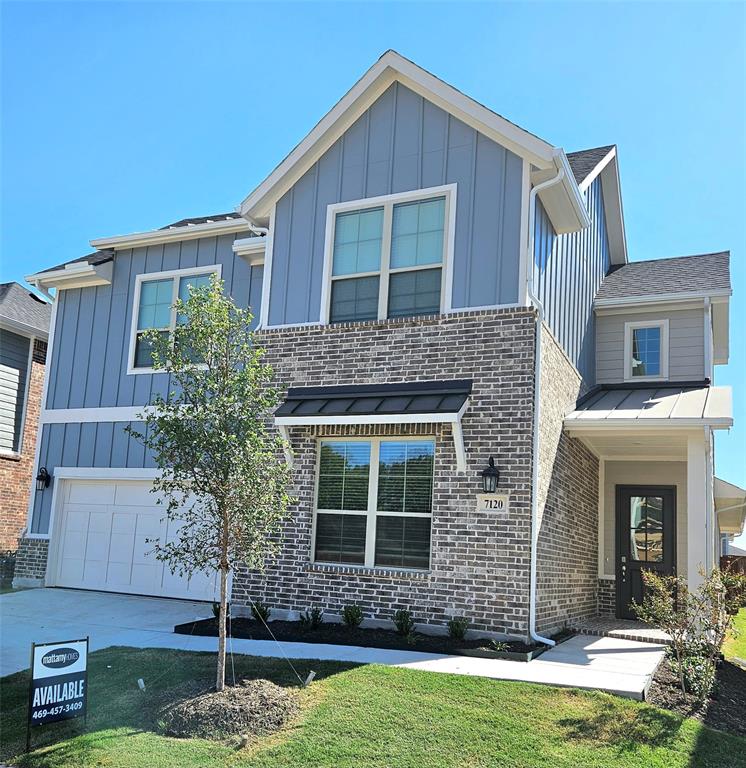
[313,438,434,569]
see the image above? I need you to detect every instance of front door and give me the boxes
[615,485,676,619]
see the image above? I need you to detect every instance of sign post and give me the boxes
[26,638,88,753]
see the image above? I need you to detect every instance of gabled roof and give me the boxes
[567,145,616,185]
[0,282,52,338]
[239,50,587,232]
[596,251,731,302]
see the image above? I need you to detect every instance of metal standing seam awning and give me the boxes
[274,380,472,472]
[564,383,733,430]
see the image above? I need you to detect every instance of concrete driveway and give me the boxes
[1,587,665,699]
[1,587,213,676]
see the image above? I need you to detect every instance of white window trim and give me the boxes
[319,184,457,325]
[126,264,221,375]
[311,435,435,570]
[623,319,669,382]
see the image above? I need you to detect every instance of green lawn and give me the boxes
[1,647,743,768]
[724,608,746,661]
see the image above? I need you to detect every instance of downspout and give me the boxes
[526,154,565,647]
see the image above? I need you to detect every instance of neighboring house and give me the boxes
[0,283,50,552]
[15,52,745,640]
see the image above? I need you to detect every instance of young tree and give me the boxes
[126,274,292,691]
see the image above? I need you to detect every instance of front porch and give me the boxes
[564,384,733,622]
[570,615,671,645]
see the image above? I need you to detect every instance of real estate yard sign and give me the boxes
[27,638,88,750]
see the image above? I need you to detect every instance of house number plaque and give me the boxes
[476,494,509,513]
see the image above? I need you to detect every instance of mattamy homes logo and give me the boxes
[40,648,80,670]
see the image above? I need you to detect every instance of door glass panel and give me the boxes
[628,495,665,562]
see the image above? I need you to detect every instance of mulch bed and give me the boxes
[174,616,561,659]
[646,656,746,738]
[157,678,298,741]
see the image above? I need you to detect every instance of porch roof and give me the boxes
[564,384,733,430]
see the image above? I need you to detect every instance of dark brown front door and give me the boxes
[615,485,676,619]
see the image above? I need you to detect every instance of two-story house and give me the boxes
[15,51,742,643]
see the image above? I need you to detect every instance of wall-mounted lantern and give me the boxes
[36,467,51,492]
[481,457,499,494]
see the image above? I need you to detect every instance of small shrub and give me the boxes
[672,654,717,702]
[300,606,324,629]
[489,639,509,653]
[447,616,469,641]
[341,604,363,628]
[721,569,746,613]
[251,599,271,624]
[393,609,415,637]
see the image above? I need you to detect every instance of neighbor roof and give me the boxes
[596,252,731,302]
[0,282,52,336]
[566,145,615,185]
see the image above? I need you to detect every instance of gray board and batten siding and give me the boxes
[31,233,262,534]
[267,81,525,326]
[533,175,611,385]
[45,233,263,411]
[0,329,30,453]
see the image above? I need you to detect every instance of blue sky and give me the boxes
[2,2,744,540]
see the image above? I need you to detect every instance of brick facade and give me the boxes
[0,339,46,552]
[13,536,49,584]
[233,308,538,637]
[535,325,599,634]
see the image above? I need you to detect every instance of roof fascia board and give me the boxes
[90,218,250,250]
[26,261,114,292]
[239,51,556,222]
[0,317,49,340]
[564,417,733,431]
[595,289,731,310]
[232,237,267,266]
[598,156,628,264]
[530,152,592,235]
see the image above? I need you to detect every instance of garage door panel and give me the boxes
[64,508,90,534]
[68,482,116,505]
[114,482,164,507]
[54,480,218,601]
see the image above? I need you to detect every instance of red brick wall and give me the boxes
[0,340,46,551]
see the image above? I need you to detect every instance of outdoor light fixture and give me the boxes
[481,457,499,494]
[36,467,51,491]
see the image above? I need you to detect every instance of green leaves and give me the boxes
[125,272,293,577]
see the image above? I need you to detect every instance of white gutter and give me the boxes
[526,152,566,648]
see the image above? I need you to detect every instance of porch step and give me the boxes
[569,617,672,646]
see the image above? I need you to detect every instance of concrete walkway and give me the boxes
[1,589,664,700]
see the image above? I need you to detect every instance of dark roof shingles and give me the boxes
[566,145,615,185]
[0,282,52,334]
[596,252,731,301]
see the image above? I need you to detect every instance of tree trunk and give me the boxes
[216,552,229,692]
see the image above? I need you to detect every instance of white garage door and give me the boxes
[53,480,219,602]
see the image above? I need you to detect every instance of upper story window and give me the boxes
[322,186,455,325]
[624,319,669,381]
[313,437,435,570]
[128,265,219,374]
